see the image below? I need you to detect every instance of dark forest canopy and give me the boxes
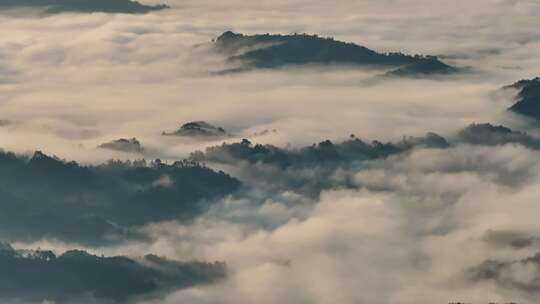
[0,243,225,303]
[0,0,169,14]
[458,123,540,148]
[189,124,540,195]
[190,122,540,170]
[189,133,449,196]
[189,133,450,169]
[213,31,459,76]
[0,150,240,246]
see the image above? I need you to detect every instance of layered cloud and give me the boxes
[82,141,529,304]
[2,0,540,162]
[130,140,540,304]
[5,126,540,303]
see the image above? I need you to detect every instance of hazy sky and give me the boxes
[2,1,540,303]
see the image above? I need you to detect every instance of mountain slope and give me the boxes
[506,77,540,120]
[214,31,458,76]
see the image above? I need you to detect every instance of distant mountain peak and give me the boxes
[98,138,144,153]
[508,77,540,90]
[506,77,540,120]
[216,31,244,42]
[163,121,228,139]
[213,31,459,77]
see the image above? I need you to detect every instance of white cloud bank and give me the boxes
[3,1,540,303]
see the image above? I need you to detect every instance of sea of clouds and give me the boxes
[2,0,540,303]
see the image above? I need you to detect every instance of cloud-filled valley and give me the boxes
[2,0,540,303]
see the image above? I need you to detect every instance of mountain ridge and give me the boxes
[213,31,459,76]
[506,77,540,120]
[0,0,169,14]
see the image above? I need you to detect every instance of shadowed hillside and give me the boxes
[0,0,169,14]
[506,77,540,120]
[0,243,225,303]
[214,31,458,76]
[0,150,240,245]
